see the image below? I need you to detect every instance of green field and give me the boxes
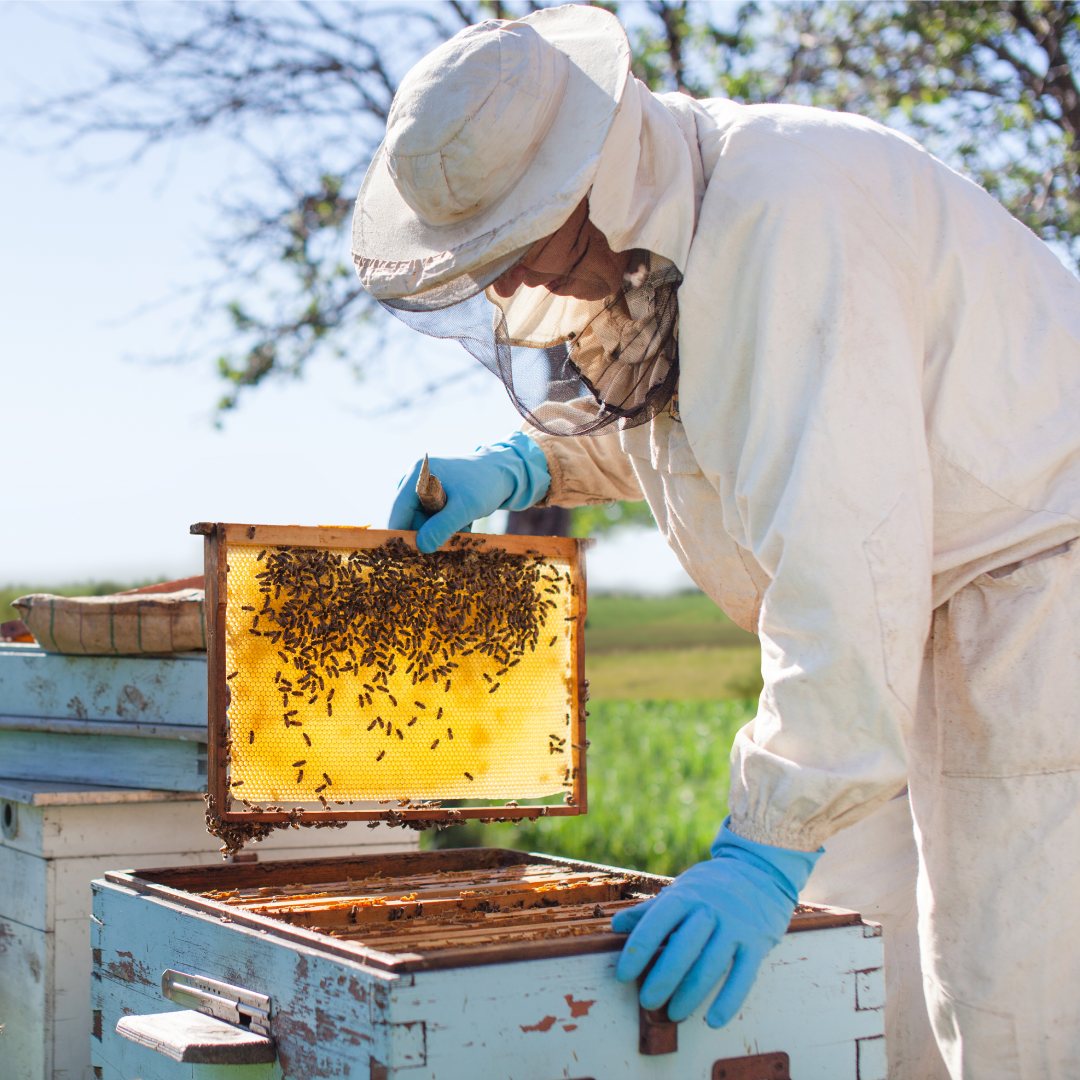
[585,591,761,702]
[586,591,757,652]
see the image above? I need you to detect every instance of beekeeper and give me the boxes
[351,6,1080,1078]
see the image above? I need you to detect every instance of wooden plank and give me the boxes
[204,526,229,827]
[206,862,643,904]
[0,845,50,929]
[199,521,583,561]
[116,847,643,894]
[52,915,92,1080]
[0,729,206,793]
[232,878,637,929]
[116,1010,276,1064]
[0,644,206,729]
[342,908,640,950]
[0,916,51,1078]
[3,793,413,861]
[570,535,588,815]
[388,926,885,1079]
[0,777,201,807]
[216,803,581,825]
[0,713,205,741]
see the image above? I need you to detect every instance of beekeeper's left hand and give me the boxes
[388,431,550,554]
[612,821,822,1027]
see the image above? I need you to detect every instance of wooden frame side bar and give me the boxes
[200,524,229,818]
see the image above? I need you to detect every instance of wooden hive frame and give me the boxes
[104,848,863,973]
[191,522,588,843]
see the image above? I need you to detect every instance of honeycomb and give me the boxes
[222,536,579,806]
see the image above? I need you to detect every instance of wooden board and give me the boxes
[0,643,206,733]
[0,915,50,1079]
[0,729,207,792]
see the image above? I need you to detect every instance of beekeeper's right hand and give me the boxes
[388,431,550,554]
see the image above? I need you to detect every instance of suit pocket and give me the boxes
[934,542,1080,778]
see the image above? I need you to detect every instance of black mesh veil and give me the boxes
[380,250,680,437]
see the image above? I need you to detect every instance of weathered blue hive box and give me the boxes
[0,642,207,791]
[92,848,886,1079]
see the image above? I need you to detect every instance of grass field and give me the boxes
[584,591,761,701]
[585,591,757,652]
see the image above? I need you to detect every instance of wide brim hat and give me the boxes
[352,4,631,306]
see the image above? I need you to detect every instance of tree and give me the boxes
[770,2,1080,268]
[12,0,1078,479]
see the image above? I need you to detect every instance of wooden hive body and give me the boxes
[93,848,887,1079]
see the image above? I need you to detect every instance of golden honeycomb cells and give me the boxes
[223,541,578,805]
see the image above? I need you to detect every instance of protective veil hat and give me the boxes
[352,4,632,303]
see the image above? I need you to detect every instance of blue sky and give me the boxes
[0,2,693,593]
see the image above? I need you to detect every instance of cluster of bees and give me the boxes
[228,536,571,802]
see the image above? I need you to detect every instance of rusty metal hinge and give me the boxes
[639,1004,678,1055]
[712,1051,790,1080]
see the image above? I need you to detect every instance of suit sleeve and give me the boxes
[522,416,644,508]
[680,119,935,851]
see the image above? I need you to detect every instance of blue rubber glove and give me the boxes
[388,431,550,554]
[612,820,822,1028]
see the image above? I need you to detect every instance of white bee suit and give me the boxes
[528,92,1080,1079]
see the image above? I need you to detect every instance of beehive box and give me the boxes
[93,849,887,1079]
[190,523,587,850]
[0,642,207,791]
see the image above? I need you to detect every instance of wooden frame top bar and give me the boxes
[191,522,581,560]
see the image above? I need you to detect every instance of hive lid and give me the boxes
[191,523,587,852]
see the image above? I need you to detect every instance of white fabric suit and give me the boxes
[528,88,1080,1079]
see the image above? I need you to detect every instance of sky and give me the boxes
[0,2,694,594]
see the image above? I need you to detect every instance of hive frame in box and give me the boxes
[191,522,588,841]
